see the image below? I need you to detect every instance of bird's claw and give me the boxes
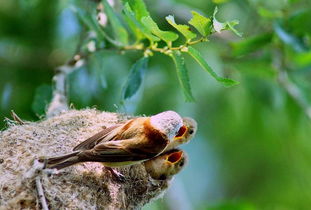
[106,167,126,182]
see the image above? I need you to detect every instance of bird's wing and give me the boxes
[80,139,157,162]
[73,124,122,151]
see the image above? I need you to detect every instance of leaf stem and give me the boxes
[118,37,207,55]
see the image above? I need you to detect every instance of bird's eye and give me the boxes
[159,174,167,180]
[179,159,185,167]
[188,129,194,134]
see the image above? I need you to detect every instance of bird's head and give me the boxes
[174,117,197,143]
[144,149,187,180]
[150,111,183,140]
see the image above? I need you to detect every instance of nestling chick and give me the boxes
[45,111,183,170]
[144,149,187,180]
[164,117,197,152]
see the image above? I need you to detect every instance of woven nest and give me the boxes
[0,109,179,209]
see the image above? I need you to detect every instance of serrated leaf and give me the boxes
[188,11,212,37]
[187,46,239,87]
[122,0,149,21]
[141,16,179,43]
[102,0,128,45]
[122,57,149,100]
[231,33,273,56]
[171,51,195,102]
[122,0,159,42]
[212,7,242,37]
[166,15,197,40]
[31,84,52,115]
[122,3,144,41]
[123,3,160,42]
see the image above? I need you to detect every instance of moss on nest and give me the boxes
[0,109,174,209]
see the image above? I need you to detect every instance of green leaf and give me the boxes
[227,20,242,37]
[123,3,160,42]
[122,3,144,41]
[72,3,122,46]
[166,15,197,40]
[73,7,103,41]
[212,7,242,37]
[31,84,52,115]
[102,0,128,45]
[122,0,160,43]
[212,0,229,3]
[122,57,149,100]
[122,0,150,21]
[293,51,311,68]
[141,16,179,43]
[231,33,273,56]
[287,9,311,35]
[274,21,306,52]
[171,51,195,102]
[257,7,283,19]
[232,59,277,79]
[188,11,212,37]
[187,46,239,87]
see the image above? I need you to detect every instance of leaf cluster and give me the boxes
[72,0,241,101]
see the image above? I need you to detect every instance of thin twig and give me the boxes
[278,71,311,119]
[10,110,25,125]
[22,159,49,209]
[46,59,79,118]
[46,26,89,118]
[35,176,49,210]
[273,49,311,120]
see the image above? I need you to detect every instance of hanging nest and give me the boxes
[0,109,183,209]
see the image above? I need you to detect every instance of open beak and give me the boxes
[174,125,188,141]
[166,151,183,163]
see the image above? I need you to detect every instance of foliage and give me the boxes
[72,0,240,102]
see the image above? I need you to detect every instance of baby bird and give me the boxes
[144,149,187,180]
[164,117,197,152]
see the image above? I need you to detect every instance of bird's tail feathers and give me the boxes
[45,151,80,170]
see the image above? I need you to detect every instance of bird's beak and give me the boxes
[166,151,183,163]
[174,125,188,141]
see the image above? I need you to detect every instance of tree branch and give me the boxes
[35,173,49,210]
[273,49,311,120]
[46,25,89,118]
[46,53,87,118]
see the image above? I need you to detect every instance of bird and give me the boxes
[45,111,183,172]
[144,149,187,180]
[164,117,197,152]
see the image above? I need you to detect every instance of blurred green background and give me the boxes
[1,0,311,209]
